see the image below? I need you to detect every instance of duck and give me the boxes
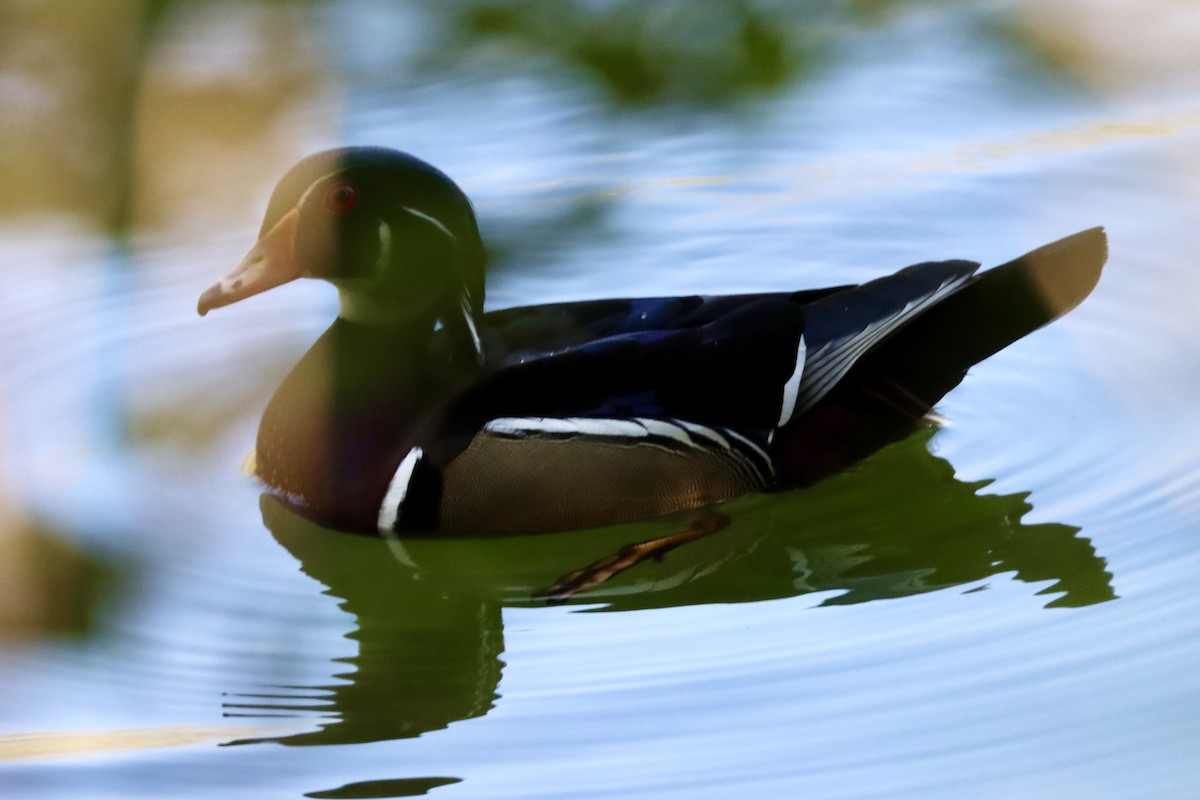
[198,146,1106,544]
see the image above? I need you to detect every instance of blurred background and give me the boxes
[1,1,1200,798]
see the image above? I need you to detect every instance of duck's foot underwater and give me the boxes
[535,512,731,604]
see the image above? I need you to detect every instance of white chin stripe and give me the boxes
[377,447,424,533]
[375,219,393,274]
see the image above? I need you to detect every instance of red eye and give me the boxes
[322,182,359,214]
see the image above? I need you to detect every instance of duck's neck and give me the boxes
[337,291,421,326]
[336,284,485,366]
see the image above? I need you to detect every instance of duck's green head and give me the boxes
[198,147,487,337]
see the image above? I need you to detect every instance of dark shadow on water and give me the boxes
[225,428,1113,752]
[306,776,462,799]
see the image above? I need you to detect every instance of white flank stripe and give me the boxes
[571,418,648,437]
[485,417,649,439]
[481,414,773,484]
[377,447,424,533]
[721,428,773,470]
[486,417,577,435]
[634,418,696,448]
[676,420,732,451]
[776,334,807,429]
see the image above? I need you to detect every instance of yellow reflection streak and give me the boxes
[483,107,1200,209]
[0,725,278,762]
[917,111,1200,172]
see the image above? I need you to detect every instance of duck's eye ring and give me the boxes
[322,182,359,215]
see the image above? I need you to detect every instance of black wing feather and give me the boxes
[426,295,810,465]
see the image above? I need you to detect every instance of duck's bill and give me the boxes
[197,208,302,316]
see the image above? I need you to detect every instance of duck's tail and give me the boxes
[773,227,1107,486]
[852,226,1106,409]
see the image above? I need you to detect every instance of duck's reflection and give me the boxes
[230,429,1112,748]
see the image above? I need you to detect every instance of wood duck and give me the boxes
[198,147,1106,544]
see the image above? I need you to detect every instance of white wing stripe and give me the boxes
[799,311,907,403]
[776,334,807,429]
[794,275,968,414]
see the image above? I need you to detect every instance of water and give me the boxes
[3,2,1200,798]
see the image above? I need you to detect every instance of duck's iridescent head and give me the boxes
[198,147,486,336]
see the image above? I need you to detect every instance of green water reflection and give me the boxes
[438,0,804,106]
[236,428,1112,749]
